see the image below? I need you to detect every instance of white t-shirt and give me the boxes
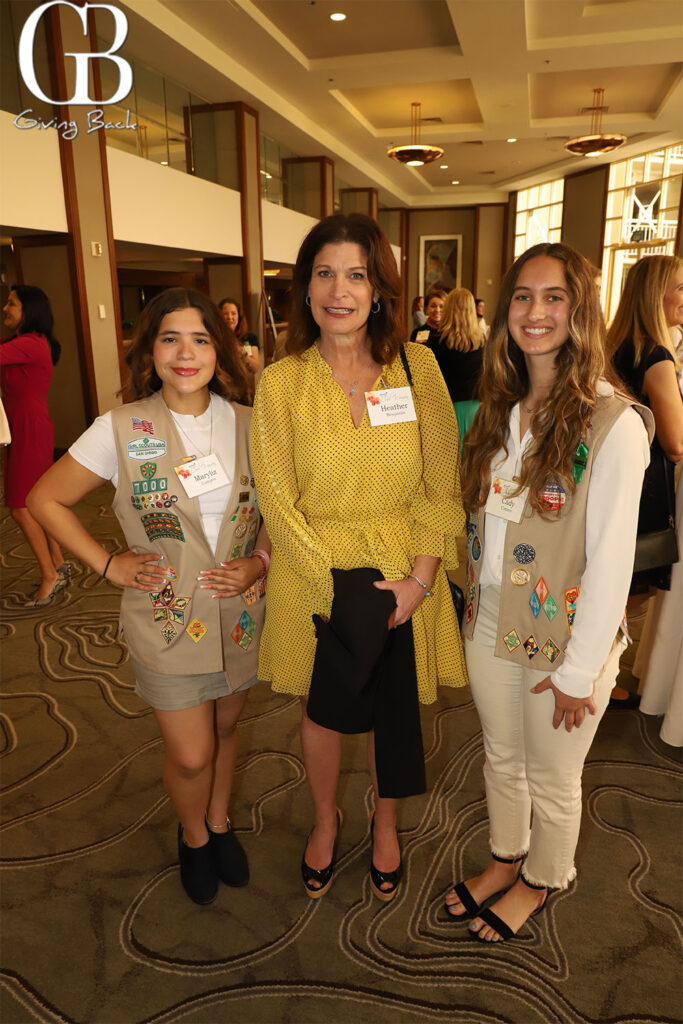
[69,393,236,555]
[479,392,650,698]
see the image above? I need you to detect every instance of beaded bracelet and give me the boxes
[408,573,431,597]
[251,548,270,580]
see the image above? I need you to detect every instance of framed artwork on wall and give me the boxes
[419,235,462,295]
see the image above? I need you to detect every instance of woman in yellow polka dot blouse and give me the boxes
[251,214,467,903]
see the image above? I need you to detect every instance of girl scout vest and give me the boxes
[461,387,653,670]
[110,391,265,689]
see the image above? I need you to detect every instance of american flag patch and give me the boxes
[131,417,154,435]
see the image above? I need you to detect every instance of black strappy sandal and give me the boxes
[301,809,343,899]
[369,813,403,903]
[472,875,548,942]
[444,851,526,920]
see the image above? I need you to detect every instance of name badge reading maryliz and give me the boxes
[174,453,229,498]
[365,386,417,427]
[485,475,528,523]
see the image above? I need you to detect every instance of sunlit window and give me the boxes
[514,179,564,258]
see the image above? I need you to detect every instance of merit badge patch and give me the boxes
[239,491,250,503]
[140,462,157,478]
[503,628,522,652]
[511,568,530,586]
[243,583,258,607]
[132,477,168,495]
[565,586,580,631]
[471,535,482,561]
[529,591,541,618]
[153,607,167,622]
[127,437,167,461]
[141,512,185,543]
[523,635,539,660]
[542,593,558,621]
[240,475,249,486]
[231,622,253,649]
[164,564,178,581]
[513,543,535,565]
[233,523,247,539]
[186,618,207,643]
[131,416,154,435]
[539,482,566,513]
[238,609,257,637]
[534,577,549,606]
[244,538,255,557]
[541,637,561,663]
[160,622,178,645]
[231,543,243,559]
[160,582,175,606]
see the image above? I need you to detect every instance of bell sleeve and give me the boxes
[250,364,335,603]
[408,348,466,568]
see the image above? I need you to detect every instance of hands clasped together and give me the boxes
[105,550,262,598]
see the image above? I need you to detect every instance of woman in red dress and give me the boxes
[1,285,68,605]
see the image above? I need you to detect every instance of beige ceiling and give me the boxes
[118,0,683,207]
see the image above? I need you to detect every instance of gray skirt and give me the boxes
[130,655,258,711]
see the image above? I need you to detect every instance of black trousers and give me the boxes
[306,568,426,800]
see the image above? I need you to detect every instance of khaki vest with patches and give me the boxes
[462,389,652,670]
[110,392,265,689]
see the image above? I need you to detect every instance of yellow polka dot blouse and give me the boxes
[250,342,468,703]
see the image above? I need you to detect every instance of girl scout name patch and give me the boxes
[127,438,167,460]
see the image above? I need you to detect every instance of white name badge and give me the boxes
[174,453,229,498]
[365,386,417,426]
[415,329,430,343]
[485,475,528,523]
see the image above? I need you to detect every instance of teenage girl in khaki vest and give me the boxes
[28,289,270,906]
[444,243,652,942]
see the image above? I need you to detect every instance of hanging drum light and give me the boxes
[387,102,445,167]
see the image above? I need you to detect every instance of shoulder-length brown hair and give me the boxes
[286,213,404,365]
[606,254,682,368]
[219,296,251,340]
[123,288,249,403]
[462,242,609,518]
[440,288,485,351]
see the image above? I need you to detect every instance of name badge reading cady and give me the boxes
[174,453,229,498]
[365,386,417,427]
[485,475,528,523]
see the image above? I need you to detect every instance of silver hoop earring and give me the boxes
[305,296,311,308]
[371,299,381,314]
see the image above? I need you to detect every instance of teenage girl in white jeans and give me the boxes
[444,243,651,942]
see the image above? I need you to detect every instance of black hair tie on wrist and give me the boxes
[101,554,115,579]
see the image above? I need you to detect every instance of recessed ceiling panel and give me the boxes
[339,80,481,131]
[252,0,458,59]
[530,64,682,119]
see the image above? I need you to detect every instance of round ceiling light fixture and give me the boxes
[330,12,346,21]
[507,137,517,143]
[387,102,444,167]
[565,88,626,158]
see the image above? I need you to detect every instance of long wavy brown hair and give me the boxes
[462,242,609,517]
[606,254,682,370]
[286,213,404,365]
[439,288,485,351]
[123,288,249,403]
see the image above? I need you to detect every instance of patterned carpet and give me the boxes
[1,485,682,1024]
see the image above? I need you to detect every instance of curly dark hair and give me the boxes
[123,288,249,402]
[286,213,404,365]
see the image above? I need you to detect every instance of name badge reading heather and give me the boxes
[174,453,228,498]
[485,475,528,523]
[365,386,417,426]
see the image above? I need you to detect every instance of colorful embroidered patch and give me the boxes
[132,477,168,495]
[127,437,167,461]
[186,618,207,643]
[529,591,541,618]
[172,596,189,610]
[153,607,167,622]
[131,416,154,435]
[466,520,477,540]
[465,603,473,625]
[534,577,549,606]
[165,564,178,582]
[539,482,566,513]
[230,623,253,649]
[523,635,539,659]
[231,543,243,559]
[168,607,184,625]
[503,628,522,652]
[543,593,558,621]
[233,523,247,539]
[565,586,580,631]
[140,462,157,479]
[466,562,474,589]
[240,475,249,486]
[471,535,482,561]
[160,622,178,645]
[238,609,257,637]
[239,491,250,502]
[141,512,185,543]
[243,584,258,606]
[542,637,561,663]
[149,591,163,607]
[511,568,530,586]
[160,583,175,606]
[244,538,255,557]
[513,543,535,565]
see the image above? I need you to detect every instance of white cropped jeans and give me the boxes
[466,586,623,889]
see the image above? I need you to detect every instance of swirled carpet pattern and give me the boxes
[1,485,681,1024]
